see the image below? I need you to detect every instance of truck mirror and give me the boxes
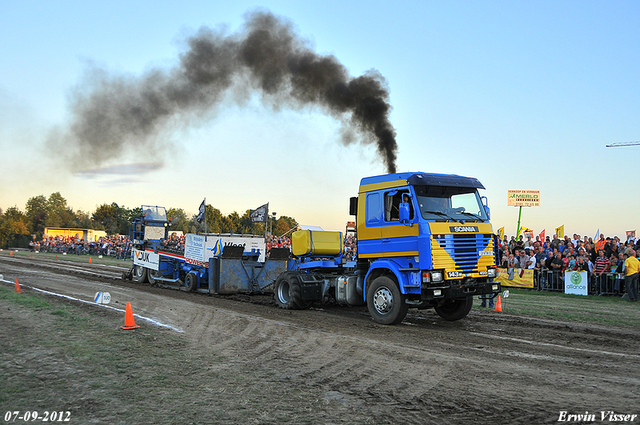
[484,205,491,220]
[349,197,358,216]
[399,202,412,225]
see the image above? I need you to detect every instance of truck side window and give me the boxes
[385,190,414,222]
[366,192,382,226]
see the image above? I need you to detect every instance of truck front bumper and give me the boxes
[420,278,500,300]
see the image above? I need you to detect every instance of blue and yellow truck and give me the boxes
[274,172,500,324]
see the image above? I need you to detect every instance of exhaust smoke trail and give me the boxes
[51,10,398,173]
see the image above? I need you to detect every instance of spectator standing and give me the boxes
[623,251,639,302]
[594,250,610,295]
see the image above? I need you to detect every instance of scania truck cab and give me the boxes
[354,172,500,323]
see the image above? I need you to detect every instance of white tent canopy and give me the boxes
[298,225,324,232]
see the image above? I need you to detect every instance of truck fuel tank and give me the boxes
[334,275,365,306]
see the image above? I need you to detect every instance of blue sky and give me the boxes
[1,0,639,238]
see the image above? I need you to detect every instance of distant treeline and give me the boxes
[0,192,297,249]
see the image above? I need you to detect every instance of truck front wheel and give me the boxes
[366,276,408,325]
[274,272,311,310]
[435,296,473,321]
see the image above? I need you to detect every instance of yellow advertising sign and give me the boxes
[495,268,535,288]
[507,190,541,207]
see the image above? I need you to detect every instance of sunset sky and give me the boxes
[2,0,639,238]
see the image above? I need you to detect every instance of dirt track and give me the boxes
[2,255,639,424]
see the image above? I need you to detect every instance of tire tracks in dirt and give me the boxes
[2,255,639,424]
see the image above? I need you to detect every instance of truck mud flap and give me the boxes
[295,274,324,301]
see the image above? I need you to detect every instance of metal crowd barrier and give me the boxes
[533,269,626,296]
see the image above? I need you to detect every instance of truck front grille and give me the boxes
[432,234,493,274]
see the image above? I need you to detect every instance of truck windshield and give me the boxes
[141,205,168,222]
[414,186,487,222]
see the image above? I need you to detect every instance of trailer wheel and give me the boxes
[435,296,473,321]
[366,276,408,325]
[147,269,160,285]
[185,272,198,292]
[274,272,311,310]
[132,265,148,283]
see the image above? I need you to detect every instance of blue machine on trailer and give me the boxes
[125,205,289,294]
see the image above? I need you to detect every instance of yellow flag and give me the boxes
[497,227,505,241]
[555,225,564,239]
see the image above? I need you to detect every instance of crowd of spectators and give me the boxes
[267,235,292,252]
[33,234,132,260]
[344,234,357,260]
[162,232,185,253]
[498,233,639,297]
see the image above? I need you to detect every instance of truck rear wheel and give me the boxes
[274,272,312,310]
[132,265,148,283]
[185,272,198,292]
[366,276,408,325]
[435,296,473,321]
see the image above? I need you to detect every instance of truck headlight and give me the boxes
[431,271,444,282]
[487,268,497,278]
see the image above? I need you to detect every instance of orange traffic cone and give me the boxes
[15,278,21,294]
[120,302,140,330]
[495,295,502,312]
[10,250,13,255]
[89,257,92,264]
[56,255,58,260]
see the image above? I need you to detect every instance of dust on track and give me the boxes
[2,255,639,424]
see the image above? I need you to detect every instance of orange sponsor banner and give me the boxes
[495,268,534,288]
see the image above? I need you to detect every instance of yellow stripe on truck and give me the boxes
[428,222,494,234]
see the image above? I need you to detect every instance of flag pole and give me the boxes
[204,197,208,238]
[516,206,523,239]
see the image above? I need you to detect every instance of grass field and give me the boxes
[0,286,334,425]
[0,249,132,268]
[1,271,639,424]
[474,288,640,328]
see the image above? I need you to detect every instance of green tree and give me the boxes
[200,206,224,234]
[92,203,119,234]
[274,215,298,237]
[45,192,76,228]
[25,194,48,236]
[167,208,190,233]
[0,207,30,248]
[74,210,94,229]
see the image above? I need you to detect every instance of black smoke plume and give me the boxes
[52,10,398,173]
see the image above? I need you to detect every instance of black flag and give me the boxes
[196,199,206,223]
[250,203,269,223]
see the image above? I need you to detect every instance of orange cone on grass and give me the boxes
[10,250,13,255]
[120,302,140,330]
[495,295,502,312]
[15,278,21,294]
[89,257,92,264]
